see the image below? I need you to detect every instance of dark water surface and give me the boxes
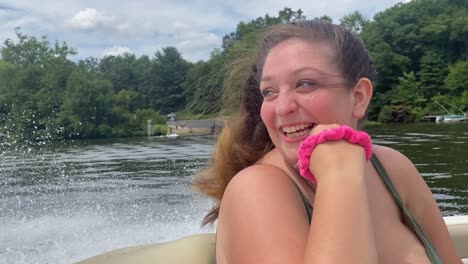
[0,122,467,263]
[366,122,468,216]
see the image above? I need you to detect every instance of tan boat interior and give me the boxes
[77,216,468,264]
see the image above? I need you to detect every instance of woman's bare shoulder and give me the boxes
[217,156,310,263]
[372,144,418,175]
[372,144,422,201]
[224,160,293,199]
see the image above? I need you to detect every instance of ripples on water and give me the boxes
[368,123,468,216]
[0,136,215,264]
[0,123,467,264]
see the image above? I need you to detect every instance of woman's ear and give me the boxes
[352,78,373,119]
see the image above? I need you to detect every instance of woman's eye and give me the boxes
[297,80,317,88]
[260,88,274,98]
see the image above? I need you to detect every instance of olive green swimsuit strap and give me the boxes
[290,178,313,222]
[255,163,313,222]
[371,154,442,264]
[291,155,441,263]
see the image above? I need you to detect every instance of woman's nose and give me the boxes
[275,92,298,116]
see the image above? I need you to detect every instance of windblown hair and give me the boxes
[193,19,377,225]
[193,65,274,225]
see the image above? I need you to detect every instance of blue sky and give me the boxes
[0,0,409,62]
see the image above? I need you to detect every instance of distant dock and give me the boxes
[167,119,224,136]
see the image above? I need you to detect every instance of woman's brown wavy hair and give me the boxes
[193,19,376,225]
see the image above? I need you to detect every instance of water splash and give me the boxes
[0,136,216,264]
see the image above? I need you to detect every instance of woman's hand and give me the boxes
[307,124,367,183]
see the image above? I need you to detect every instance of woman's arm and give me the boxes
[217,145,379,263]
[375,146,462,263]
[304,140,378,264]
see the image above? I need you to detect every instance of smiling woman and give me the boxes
[193,19,462,264]
[75,19,468,264]
[258,38,368,166]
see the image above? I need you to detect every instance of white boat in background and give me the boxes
[435,114,468,123]
[434,102,468,123]
[166,132,179,138]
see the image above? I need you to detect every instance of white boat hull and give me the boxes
[435,115,468,123]
[446,215,468,262]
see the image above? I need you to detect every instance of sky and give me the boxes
[0,0,409,62]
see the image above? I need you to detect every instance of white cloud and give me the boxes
[0,0,409,62]
[103,45,133,57]
[178,32,222,62]
[116,23,130,31]
[173,21,192,31]
[66,8,116,31]
[149,22,223,61]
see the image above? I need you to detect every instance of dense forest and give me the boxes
[0,0,467,142]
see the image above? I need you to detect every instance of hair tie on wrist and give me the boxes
[298,126,373,184]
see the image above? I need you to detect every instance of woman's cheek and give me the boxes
[303,94,336,121]
[260,104,273,129]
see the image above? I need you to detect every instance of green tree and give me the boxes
[98,53,140,93]
[392,71,424,105]
[359,0,467,121]
[419,50,448,98]
[390,71,426,121]
[371,42,410,93]
[339,11,369,34]
[0,60,19,124]
[1,28,76,68]
[140,47,190,113]
[445,60,468,95]
[60,70,114,138]
[378,105,393,123]
[421,14,450,51]
[183,52,226,114]
[133,108,166,135]
[450,10,468,60]
[0,30,77,142]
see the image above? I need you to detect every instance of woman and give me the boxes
[194,20,461,263]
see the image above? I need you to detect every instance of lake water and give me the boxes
[0,122,467,264]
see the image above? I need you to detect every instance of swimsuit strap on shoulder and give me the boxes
[288,177,313,223]
[255,163,313,223]
[370,154,442,264]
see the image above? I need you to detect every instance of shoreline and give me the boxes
[167,119,224,136]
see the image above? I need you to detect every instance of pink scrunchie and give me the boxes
[298,126,373,184]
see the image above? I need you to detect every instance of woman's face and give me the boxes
[259,38,359,166]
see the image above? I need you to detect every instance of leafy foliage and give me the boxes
[1,2,467,143]
[360,0,467,121]
[0,30,173,142]
[340,11,369,34]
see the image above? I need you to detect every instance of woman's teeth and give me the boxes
[286,129,310,138]
[282,123,314,138]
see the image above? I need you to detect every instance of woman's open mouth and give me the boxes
[281,123,315,138]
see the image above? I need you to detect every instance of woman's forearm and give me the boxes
[304,173,378,264]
